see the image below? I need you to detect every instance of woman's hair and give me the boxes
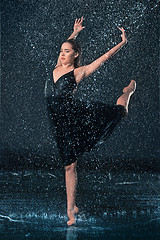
[63,39,82,68]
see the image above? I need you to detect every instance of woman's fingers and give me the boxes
[78,18,81,23]
[74,17,85,31]
[118,27,127,43]
[80,16,83,23]
[118,27,125,33]
[75,18,78,24]
[118,27,125,35]
[75,17,83,24]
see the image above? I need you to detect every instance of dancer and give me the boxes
[45,17,136,226]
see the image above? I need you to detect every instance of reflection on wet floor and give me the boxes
[0,170,160,239]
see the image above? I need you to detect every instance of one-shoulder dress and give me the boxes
[45,70,126,166]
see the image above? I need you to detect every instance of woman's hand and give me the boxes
[118,27,127,44]
[68,17,85,40]
[73,17,85,34]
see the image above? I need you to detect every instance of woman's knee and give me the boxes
[65,161,77,172]
[116,104,128,115]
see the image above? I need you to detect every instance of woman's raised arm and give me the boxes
[83,27,127,78]
[55,17,85,68]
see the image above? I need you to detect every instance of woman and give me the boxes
[45,17,136,225]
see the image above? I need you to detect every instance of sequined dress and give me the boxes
[45,70,126,166]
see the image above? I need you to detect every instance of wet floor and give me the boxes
[0,169,160,239]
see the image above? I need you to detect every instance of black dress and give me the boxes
[45,69,126,166]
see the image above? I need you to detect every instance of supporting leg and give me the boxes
[116,80,136,112]
[65,161,79,225]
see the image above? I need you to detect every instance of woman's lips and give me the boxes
[61,57,65,60]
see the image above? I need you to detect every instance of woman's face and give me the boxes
[60,42,78,66]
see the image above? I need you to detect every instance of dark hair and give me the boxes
[63,39,82,68]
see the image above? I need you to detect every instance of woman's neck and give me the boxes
[61,63,74,69]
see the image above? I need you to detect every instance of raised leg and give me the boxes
[116,80,136,112]
[65,161,79,226]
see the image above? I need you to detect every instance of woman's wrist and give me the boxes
[73,30,79,38]
[68,31,79,40]
[121,39,127,46]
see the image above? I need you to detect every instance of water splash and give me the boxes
[0,214,25,223]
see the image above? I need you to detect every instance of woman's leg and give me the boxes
[116,80,136,112]
[65,161,79,225]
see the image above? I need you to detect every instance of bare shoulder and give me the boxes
[74,66,87,84]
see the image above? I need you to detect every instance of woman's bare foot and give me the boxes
[116,80,136,112]
[123,80,136,94]
[67,206,79,226]
[67,209,75,226]
[74,206,79,215]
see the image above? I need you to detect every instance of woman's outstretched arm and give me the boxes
[83,27,127,78]
[55,17,85,67]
